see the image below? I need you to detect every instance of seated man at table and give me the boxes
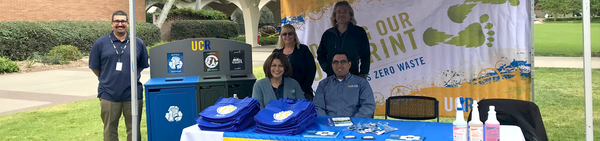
[314,51,376,118]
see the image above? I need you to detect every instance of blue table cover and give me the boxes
[223,116,452,141]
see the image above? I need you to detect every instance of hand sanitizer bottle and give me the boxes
[485,105,500,141]
[453,97,468,141]
[469,100,484,141]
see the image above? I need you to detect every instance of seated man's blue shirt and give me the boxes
[313,74,376,118]
[89,31,150,102]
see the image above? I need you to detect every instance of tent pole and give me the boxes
[129,0,139,141]
[582,0,594,140]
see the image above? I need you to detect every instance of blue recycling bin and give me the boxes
[145,76,199,141]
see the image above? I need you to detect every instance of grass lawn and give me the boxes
[0,67,598,140]
[535,23,600,56]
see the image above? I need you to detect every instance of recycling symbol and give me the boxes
[165,106,183,122]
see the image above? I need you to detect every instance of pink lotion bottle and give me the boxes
[484,105,500,141]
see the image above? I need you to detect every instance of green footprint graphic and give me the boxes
[423,14,494,48]
[423,28,453,46]
[448,4,476,23]
[448,0,520,23]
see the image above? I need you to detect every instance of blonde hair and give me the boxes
[276,24,301,49]
[330,1,357,27]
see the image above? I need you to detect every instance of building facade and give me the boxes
[0,0,146,22]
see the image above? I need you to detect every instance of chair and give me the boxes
[385,96,439,122]
[467,99,548,141]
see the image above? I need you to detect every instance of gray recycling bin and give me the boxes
[145,38,255,141]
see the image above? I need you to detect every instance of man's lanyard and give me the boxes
[109,34,129,62]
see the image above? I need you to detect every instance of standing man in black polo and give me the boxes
[89,10,149,141]
[317,1,370,79]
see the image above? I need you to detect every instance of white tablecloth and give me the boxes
[180,125,223,141]
[181,124,526,141]
[500,125,526,141]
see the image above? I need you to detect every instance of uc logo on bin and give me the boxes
[191,40,211,51]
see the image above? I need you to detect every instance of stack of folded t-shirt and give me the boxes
[196,97,260,132]
[253,98,317,135]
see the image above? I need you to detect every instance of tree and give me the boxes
[567,0,582,16]
[537,0,570,20]
[591,0,600,16]
[538,0,600,18]
[231,7,275,24]
[154,0,177,29]
[259,7,275,24]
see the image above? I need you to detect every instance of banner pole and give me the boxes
[530,0,535,102]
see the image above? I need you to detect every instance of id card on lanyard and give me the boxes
[110,34,129,71]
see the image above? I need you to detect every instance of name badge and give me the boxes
[116,62,123,71]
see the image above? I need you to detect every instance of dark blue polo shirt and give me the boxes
[272,78,285,99]
[89,31,150,102]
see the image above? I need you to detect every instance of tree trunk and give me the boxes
[155,0,176,29]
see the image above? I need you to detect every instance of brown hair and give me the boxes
[276,24,301,49]
[330,1,357,27]
[263,52,292,78]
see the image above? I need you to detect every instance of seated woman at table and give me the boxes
[252,52,305,109]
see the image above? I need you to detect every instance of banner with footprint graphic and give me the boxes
[281,0,531,117]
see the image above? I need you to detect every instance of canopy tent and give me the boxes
[129,0,593,141]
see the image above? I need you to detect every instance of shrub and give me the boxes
[594,51,600,57]
[0,21,161,61]
[228,35,278,45]
[169,8,227,20]
[38,21,109,57]
[48,45,82,61]
[147,41,170,57]
[259,37,278,45]
[0,56,19,73]
[40,21,160,55]
[26,52,44,67]
[230,36,245,43]
[25,51,70,65]
[0,21,59,61]
[44,54,70,65]
[135,22,162,48]
[170,20,239,40]
[543,17,600,22]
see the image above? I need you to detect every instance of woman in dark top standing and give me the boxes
[273,24,317,101]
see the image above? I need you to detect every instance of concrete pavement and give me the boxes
[251,45,277,67]
[534,56,599,68]
[0,47,597,115]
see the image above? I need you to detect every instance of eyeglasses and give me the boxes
[332,60,348,65]
[112,20,128,24]
[281,32,295,36]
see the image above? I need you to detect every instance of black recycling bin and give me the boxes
[196,73,256,112]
